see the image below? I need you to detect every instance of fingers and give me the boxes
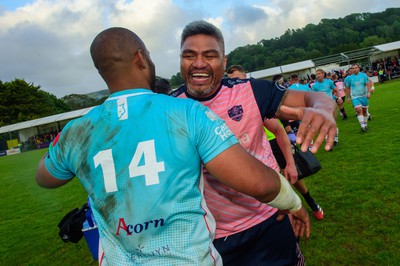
[276,209,290,221]
[276,213,285,222]
[284,167,298,185]
[278,105,337,153]
[278,105,304,121]
[295,108,337,152]
[291,207,310,238]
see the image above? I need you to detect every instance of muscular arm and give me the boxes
[35,153,72,188]
[264,119,298,184]
[205,143,280,202]
[275,90,337,153]
[205,143,310,237]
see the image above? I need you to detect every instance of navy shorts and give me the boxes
[213,213,302,266]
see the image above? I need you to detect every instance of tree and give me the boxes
[169,72,185,88]
[61,94,99,110]
[360,36,386,48]
[223,8,400,72]
[0,79,70,126]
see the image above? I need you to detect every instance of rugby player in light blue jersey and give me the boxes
[312,69,340,100]
[311,69,341,147]
[288,73,311,92]
[345,64,371,132]
[35,27,309,265]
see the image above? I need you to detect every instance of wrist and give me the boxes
[267,173,302,212]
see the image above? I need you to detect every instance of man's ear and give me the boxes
[135,50,147,70]
[223,55,227,71]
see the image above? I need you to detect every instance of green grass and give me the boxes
[0,80,399,265]
[0,150,96,265]
[300,79,400,265]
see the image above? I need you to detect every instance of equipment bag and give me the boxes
[292,144,321,179]
[58,203,89,243]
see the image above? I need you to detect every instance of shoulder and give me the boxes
[250,78,285,92]
[221,77,281,91]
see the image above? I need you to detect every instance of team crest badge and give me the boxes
[228,105,243,121]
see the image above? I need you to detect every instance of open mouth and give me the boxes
[190,73,211,84]
[192,73,210,79]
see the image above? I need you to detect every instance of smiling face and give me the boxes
[180,34,226,98]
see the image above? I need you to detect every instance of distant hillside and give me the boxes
[227,7,400,73]
[85,89,110,100]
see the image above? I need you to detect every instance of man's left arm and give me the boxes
[275,90,337,153]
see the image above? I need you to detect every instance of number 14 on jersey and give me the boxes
[93,140,165,193]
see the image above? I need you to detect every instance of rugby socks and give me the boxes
[340,108,347,119]
[301,191,319,212]
[334,128,339,145]
[358,115,366,129]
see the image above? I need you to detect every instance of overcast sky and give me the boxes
[1,0,399,97]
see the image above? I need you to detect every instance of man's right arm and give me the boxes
[204,144,310,237]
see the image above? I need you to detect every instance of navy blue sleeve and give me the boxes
[249,79,287,119]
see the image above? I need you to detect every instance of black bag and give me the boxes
[58,203,89,243]
[292,145,321,179]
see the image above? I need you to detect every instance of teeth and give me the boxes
[192,73,209,77]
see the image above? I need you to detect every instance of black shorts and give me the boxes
[213,213,301,265]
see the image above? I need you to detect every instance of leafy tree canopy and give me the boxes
[227,8,400,72]
[0,79,70,126]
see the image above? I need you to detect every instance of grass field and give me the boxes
[0,80,399,265]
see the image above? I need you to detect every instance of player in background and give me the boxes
[312,69,341,146]
[345,64,371,132]
[331,74,348,120]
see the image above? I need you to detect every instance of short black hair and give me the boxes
[181,20,225,54]
[226,65,245,74]
[153,78,171,95]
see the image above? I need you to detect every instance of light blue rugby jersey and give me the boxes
[311,79,336,99]
[288,83,310,92]
[45,89,238,265]
[346,73,369,98]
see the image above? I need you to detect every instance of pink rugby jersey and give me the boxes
[171,78,287,238]
[334,81,346,97]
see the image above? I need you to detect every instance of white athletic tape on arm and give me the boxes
[267,173,302,212]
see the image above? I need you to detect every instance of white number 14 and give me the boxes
[93,140,165,193]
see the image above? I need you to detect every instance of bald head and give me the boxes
[90,27,156,92]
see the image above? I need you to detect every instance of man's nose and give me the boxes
[192,56,207,68]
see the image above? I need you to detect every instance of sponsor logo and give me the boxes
[238,133,250,145]
[116,217,165,235]
[215,125,233,141]
[117,97,128,120]
[228,105,243,121]
[131,245,172,263]
[205,110,218,121]
[227,79,247,87]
